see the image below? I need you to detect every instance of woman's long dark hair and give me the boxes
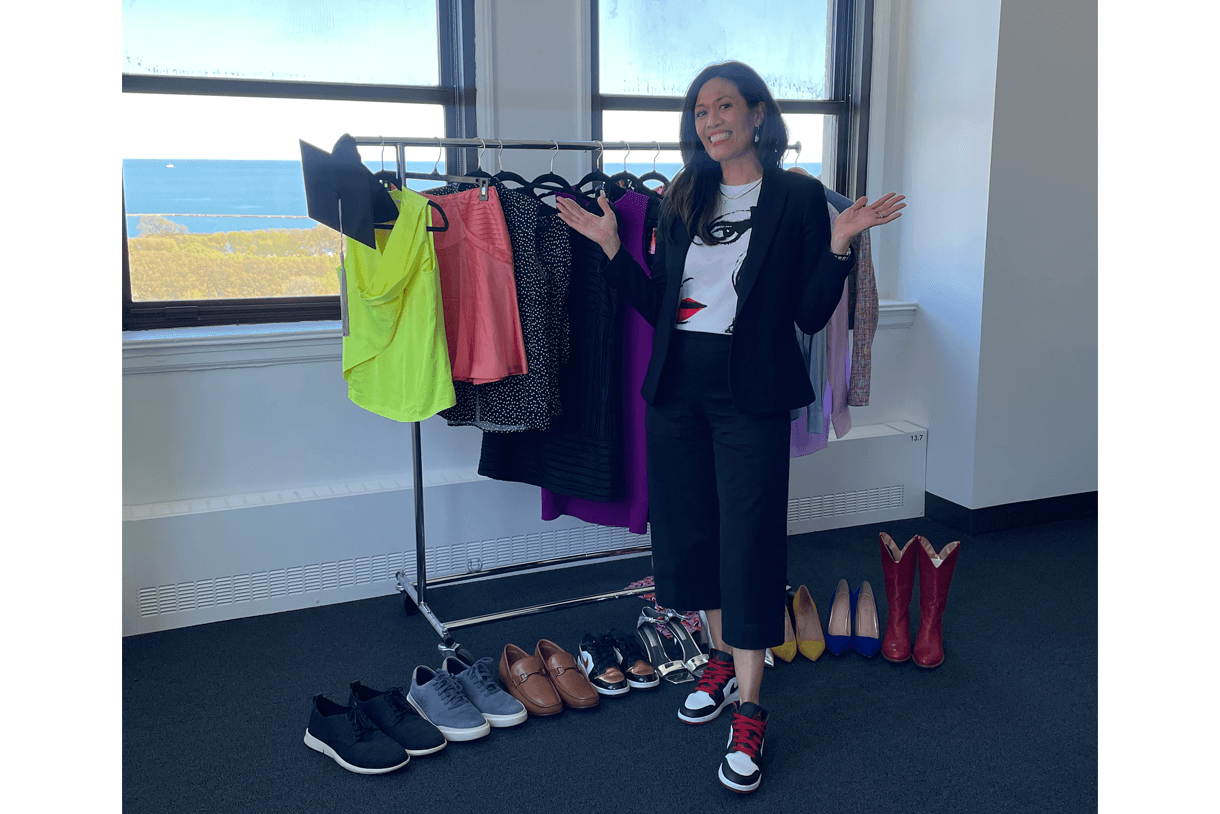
[661,61,788,245]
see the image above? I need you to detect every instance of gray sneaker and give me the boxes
[441,655,528,727]
[406,665,491,742]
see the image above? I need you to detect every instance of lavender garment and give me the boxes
[791,275,851,457]
[541,189,653,534]
[827,273,853,439]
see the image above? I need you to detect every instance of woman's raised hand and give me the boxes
[555,191,622,259]
[830,192,906,252]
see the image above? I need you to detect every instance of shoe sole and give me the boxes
[482,709,528,727]
[678,694,739,725]
[592,684,630,696]
[718,764,760,793]
[405,694,492,741]
[405,741,448,756]
[303,730,410,774]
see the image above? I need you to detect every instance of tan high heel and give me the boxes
[852,581,881,657]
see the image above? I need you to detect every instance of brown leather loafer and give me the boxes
[499,643,563,716]
[535,639,599,709]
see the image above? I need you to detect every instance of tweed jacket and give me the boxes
[599,166,854,414]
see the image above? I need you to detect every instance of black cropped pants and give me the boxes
[645,330,790,651]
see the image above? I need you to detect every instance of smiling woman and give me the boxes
[693,77,767,183]
[555,58,904,795]
[663,62,792,246]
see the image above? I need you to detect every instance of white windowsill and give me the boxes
[122,302,918,375]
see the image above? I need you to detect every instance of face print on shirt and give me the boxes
[678,204,754,334]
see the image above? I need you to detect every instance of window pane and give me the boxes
[601,110,683,180]
[782,113,834,187]
[122,0,439,86]
[122,93,445,302]
[602,110,832,185]
[599,0,835,99]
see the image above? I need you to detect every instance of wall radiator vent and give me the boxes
[788,485,906,523]
[136,525,650,618]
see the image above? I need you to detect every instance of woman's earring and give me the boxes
[754,125,761,143]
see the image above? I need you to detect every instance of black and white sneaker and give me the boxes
[678,648,739,724]
[610,629,660,690]
[303,694,410,774]
[347,682,447,756]
[578,633,629,695]
[718,701,768,793]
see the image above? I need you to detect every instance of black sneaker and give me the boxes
[303,694,410,774]
[578,633,629,695]
[718,701,768,793]
[678,648,739,724]
[347,682,447,756]
[609,629,660,690]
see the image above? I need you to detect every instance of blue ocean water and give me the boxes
[122,158,823,236]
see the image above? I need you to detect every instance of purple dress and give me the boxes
[541,189,653,534]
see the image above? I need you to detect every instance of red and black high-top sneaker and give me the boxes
[718,701,768,793]
[678,648,739,724]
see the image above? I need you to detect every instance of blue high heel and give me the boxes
[851,581,882,658]
[825,579,853,655]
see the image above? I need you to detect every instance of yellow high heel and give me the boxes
[771,604,798,662]
[793,584,826,661]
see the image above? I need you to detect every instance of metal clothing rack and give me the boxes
[345,135,800,659]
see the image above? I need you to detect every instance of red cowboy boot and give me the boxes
[878,533,919,662]
[913,537,961,668]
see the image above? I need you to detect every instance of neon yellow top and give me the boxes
[341,190,456,422]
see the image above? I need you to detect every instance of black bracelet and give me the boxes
[831,245,852,261]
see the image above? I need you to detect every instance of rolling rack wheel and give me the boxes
[438,637,475,664]
[403,594,420,616]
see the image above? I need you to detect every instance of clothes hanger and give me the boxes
[530,140,577,201]
[491,139,532,190]
[607,141,643,192]
[425,200,449,232]
[636,141,670,190]
[369,139,406,230]
[395,137,491,204]
[575,139,613,201]
[371,138,400,191]
[465,139,493,181]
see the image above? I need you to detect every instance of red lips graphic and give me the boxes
[677,298,707,323]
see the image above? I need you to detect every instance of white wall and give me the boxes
[474,0,591,180]
[973,0,1098,506]
[872,0,1002,508]
[869,0,1096,509]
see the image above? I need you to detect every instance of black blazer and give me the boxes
[600,165,853,414]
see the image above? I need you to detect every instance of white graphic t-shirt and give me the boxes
[674,179,762,335]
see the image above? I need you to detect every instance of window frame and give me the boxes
[589,0,874,200]
[121,0,478,332]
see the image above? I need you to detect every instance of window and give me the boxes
[591,0,873,198]
[122,0,477,331]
